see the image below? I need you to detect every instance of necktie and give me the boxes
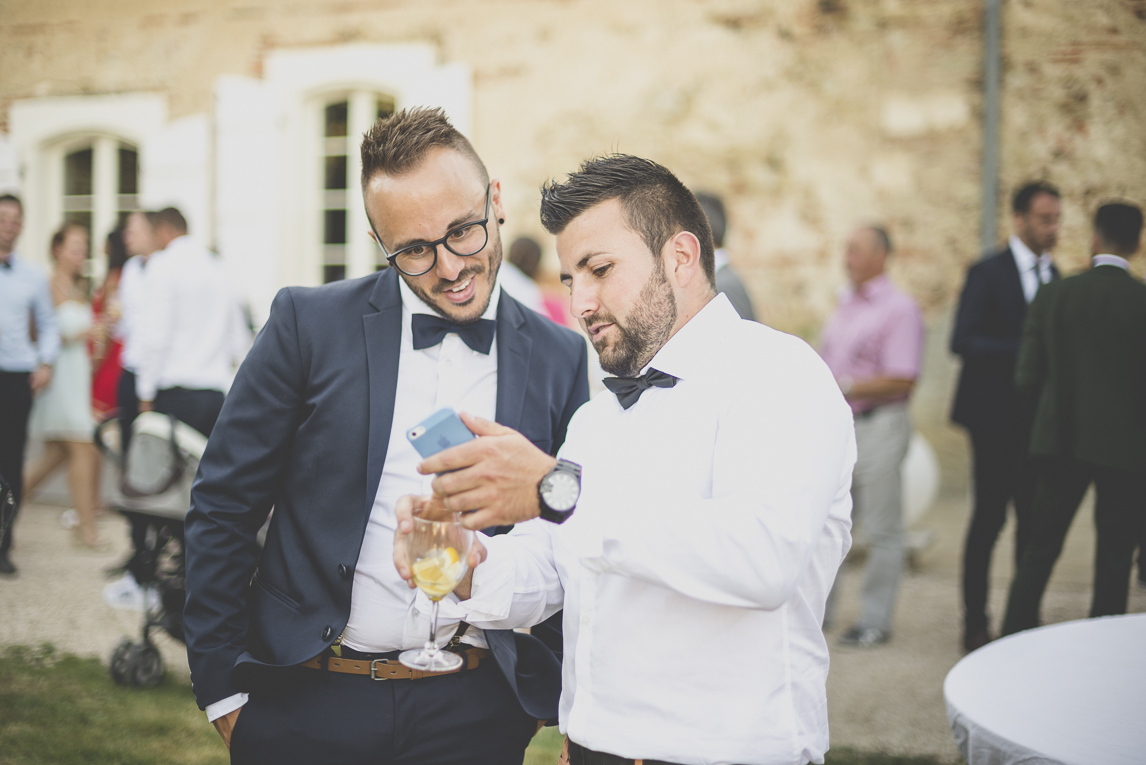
[602,368,679,410]
[411,314,496,355]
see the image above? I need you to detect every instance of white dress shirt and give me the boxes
[1010,235,1054,304]
[134,236,251,401]
[117,255,148,372]
[462,295,857,765]
[206,274,504,723]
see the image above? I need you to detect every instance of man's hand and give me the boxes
[416,412,557,530]
[212,707,241,749]
[394,494,487,599]
[140,400,154,413]
[29,364,52,394]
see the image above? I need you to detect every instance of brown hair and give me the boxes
[50,221,88,259]
[359,107,488,195]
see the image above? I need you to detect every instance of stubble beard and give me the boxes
[404,236,503,325]
[591,259,677,378]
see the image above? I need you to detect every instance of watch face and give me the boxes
[543,472,579,512]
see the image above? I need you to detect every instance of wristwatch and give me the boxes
[537,459,581,524]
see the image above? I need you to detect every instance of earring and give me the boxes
[498,218,505,224]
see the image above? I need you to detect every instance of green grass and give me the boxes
[0,645,956,765]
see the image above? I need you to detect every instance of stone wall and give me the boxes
[1,0,1144,338]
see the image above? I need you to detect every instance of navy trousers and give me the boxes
[229,659,537,765]
[0,371,32,555]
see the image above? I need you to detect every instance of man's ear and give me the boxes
[665,230,703,289]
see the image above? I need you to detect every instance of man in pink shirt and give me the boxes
[819,226,924,646]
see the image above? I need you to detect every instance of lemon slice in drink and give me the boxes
[412,547,464,601]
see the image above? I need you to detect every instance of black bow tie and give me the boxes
[411,314,496,355]
[602,368,679,410]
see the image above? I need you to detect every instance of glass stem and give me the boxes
[425,599,441,658]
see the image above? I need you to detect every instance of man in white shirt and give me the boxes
[116,210,160,451]
[134,207,250,437]
[183,108,589,764]
[399,155,856,765]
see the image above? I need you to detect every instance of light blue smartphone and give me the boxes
[406,407,476,461]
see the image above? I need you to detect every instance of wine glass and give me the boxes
[399,514,474,672]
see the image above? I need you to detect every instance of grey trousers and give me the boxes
[826,403,912,633]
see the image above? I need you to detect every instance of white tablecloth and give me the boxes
[944,614,1146,765]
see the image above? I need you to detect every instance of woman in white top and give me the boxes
[24,222,103,548]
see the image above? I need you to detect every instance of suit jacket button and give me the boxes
[338,564,349,579]
[322,626,333,641]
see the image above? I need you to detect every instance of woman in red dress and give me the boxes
[91,227,128,419]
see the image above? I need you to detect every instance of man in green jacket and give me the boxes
[1002,201,1146,635]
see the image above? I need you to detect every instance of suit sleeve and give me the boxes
[951,263,1020,358]
[183,288,308,709]
[553,336,590,454]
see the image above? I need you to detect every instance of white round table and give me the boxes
[944,614,1146,765]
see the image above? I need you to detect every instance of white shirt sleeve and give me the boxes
[456,522,565,631]
[205,692,247,722]
[134,256,174,402]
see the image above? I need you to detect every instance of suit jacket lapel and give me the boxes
[363,269,403,516]
[495,290,531,432]
[1000,246,1026,310]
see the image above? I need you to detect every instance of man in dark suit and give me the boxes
[1001,201,1146,636]
[183,107,589,764]
[695,191,757,321]
[950,181,1061,651]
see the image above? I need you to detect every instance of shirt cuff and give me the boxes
[454,534,518,624]
[205,692,248,723]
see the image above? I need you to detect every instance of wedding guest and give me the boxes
[400,154,855,765]
[819,226,924,647]
[116,210,160,452]
[23,222,104,548]
[133,207,250,438]
[950,182,1061,651]
[498,236,547,315]
[1002,201,1146,635]
[91,226,129,419]
[0,194,60,575]
[695,190,757,321]
[183,107,589,763]
[506,236,573,326]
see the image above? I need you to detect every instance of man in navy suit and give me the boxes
[950,181,1061,651]
[183,107,589,764]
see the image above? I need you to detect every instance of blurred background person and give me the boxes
[0,193,59,575]
[498,234,547,315]
[116,210,160,453]
[695,190,757,321]
[1002,201,1146,636]
[91,226,129,420]
[22,222,104,549]
[949,181,1061,652]
[820,225,924,647]
[134,207,250,438]
[506,235,572,326]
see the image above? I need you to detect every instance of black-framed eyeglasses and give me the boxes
[373,184,492,277]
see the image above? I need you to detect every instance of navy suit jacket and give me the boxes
[183,268,589,720]
[950,246,1058,433]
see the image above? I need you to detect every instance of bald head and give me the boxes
[845,225,891,287]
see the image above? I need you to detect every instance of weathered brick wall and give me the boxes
[1,0,1144,338]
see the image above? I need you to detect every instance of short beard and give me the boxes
[404,236,503,325]
[590,258,677,378]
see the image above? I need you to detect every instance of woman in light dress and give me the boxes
[23,222,104,548]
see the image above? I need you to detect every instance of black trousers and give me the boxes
[0,372,33,555]
[229,660,537,765]
[153,387,225,440]
[1001,457,1146,636]
[961,426,1038,635]
[568,741,687,765]
[117,369,140,455]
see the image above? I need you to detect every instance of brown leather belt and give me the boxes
[299,647,489,680]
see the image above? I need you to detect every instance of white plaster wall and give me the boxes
[140,113,212,244]
[0,135,18,194]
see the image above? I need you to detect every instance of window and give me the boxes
[319,93,395,283]
[60,137,139,276]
